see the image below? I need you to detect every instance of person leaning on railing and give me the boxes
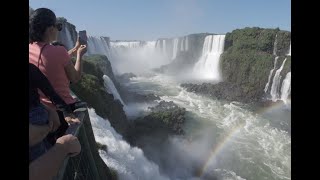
[29,62,80,161]
[29,124,81,180]
[29,8,87,145]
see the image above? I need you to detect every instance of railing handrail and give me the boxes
[53,109,87,180]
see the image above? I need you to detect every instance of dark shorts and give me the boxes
[29,104,49,125]
[29,104,51,162]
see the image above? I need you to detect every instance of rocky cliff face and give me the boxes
[126,101,186,146]
[182,27,291,104]
[56,17,78,50]
[70,55,129,136]
[155,33,209,74]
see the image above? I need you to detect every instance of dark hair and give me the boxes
[51,41,66,48]
[29,8,56,43]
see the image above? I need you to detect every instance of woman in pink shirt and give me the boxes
[29,8,87,143]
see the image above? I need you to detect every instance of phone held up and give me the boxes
[78,30,88,45]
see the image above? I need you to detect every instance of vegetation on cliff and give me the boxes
[183,27,291,103]
[126,101,186,145]
[70,55,129,136]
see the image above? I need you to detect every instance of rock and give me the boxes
[116,72,137,83]
[126,101,187,145]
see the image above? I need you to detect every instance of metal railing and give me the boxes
[53,104,113,180]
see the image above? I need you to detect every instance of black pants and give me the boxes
[46,102,78,145]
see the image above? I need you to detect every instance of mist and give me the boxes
[110,41,172,75]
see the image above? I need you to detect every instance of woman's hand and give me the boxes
[77,45,87,56]
[64,113,80,125]
[56,134,81,157]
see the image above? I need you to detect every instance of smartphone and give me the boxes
[79,30,88,45]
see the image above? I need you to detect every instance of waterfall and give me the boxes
[273,34,278,56]
[89,108,169,180]
[185,36,189,51]
[111,41,141,48]
[280,72,291,104]
[287,42,291,56]
[193,35,226,81]
[180,37,185,51]
[162,39,167,56]
[103,75,125,105]
[171,38,179,60]
[58,25,74,50]
[86,36,111,58]
[264,57,279,93]
[65,26,74,50]
[179,36,188,52]
[270,58,287,101]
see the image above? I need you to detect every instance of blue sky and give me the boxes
[29,0,291,41]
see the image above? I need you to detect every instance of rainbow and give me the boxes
[196,123,244,177]
[197,100,290,177]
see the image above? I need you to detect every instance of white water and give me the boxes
[273,34,278,56]
[124,74,291,180]
[270,58,287,102]
[58,25,74,50]
[87,36,111,58]
[287,42,291,56]
[162,40,167,57]
[193,35,226,81]
[179,36,189,52]
[172,38,179,60]
[180,37,185,51]
[264,57,279,93]
[185,36,189,51]
[110,41,141,48]
[103,75,125,105]
[280,72,291,104]
[89,108,170,180]
[109,41,169,75]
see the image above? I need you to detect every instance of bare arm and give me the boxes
[68,47,77,56]
[64,45,87,84]
[68,37,81,56]
[29,135,81,180]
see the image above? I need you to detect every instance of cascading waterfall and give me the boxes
[109,40,168,74]
[89,108,169,180]
[287,42,291,56]
[171,38,179,60]
[111,41,141,48]
[270,58,287,101]
[273,34,278,56]
[65,26,74,50]
[280,72,291,104]
[58,25,74,50]
[180,37,185,51]
[185,36,189,51]
[87,36,111,58]
[179,36,189,52]
[155,39,171,58]
[103,75,125,105]
[162,40,167,57]
[193,35,226,81]
[264,57,279,93]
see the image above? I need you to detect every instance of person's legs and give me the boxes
[46,110,69,145]
[29,105,50,162]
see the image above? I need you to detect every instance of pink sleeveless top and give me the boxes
[29,42,76,109]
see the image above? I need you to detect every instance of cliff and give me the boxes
[156,33,209,74]
[182,27,291,104]
[70,55,129,136]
